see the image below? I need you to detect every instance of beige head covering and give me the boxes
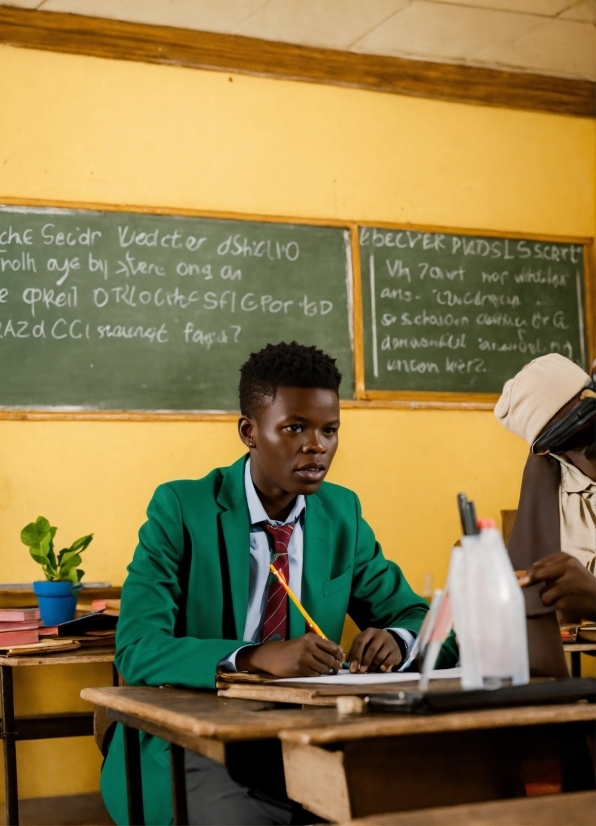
[494,354,590,445]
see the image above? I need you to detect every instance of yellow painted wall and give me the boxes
[0,44,594,801]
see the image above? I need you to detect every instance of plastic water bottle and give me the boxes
[449,518,529,689]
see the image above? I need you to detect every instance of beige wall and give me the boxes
[0,44,594,800]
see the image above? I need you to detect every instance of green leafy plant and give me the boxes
[20,516,93,583]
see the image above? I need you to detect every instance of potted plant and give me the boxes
[21,516,93,626]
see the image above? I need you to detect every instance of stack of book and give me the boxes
[0,606,41,648]
[39,611,118,648]
[561,623,596,643]
[91,598,120,616]
[0,586,121,657]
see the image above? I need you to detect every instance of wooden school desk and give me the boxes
[1,648,115,826]
[564,641,596,678]
[280,701,596,822]
[81,686,343,826]
[82,685,596,826]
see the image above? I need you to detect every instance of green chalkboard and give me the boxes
[0,206,353,410]
[360,226,588,394]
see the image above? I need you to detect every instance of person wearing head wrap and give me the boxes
[495,354,596,634]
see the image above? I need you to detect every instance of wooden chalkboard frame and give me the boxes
[354,220,595,409]
[0,198,594,417]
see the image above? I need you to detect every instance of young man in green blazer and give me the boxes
[102,341,457,825]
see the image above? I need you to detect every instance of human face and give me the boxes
[238,387,340,517]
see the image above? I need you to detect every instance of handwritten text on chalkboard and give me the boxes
[0,208,353,410]
[360,228,586,394]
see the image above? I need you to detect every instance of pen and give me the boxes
[457,492,479,536]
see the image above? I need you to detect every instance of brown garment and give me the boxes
[508,452,568,678]
[552,454,596,572]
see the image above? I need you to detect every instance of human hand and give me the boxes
[520,552,596,622]
[235,634,343,678]
[347,628,403,673]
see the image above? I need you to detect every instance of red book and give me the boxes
[0,628,40,646]
[0,620,41,632]
[0,608,40,622]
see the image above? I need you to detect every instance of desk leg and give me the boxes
[1,666,19,826]
[571,651,581,677]
[170,744,189,826]
[123,725,144,826]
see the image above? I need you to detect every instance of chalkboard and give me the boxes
[359,226,589,395]
[0,206,353,411]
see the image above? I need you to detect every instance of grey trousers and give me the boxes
[184,748,319,826]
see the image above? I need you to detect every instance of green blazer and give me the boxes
[101,455,458,825]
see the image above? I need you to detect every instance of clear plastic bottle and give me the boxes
[449,518,529,689]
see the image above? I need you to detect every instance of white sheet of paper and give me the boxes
[272,667,461,686]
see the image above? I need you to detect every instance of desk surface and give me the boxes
[280,700,596,745]
[81,686,341,742]
[82,685,596,745]
[0,647,114,667]
[339,791,596,826]
[563,641,596,653]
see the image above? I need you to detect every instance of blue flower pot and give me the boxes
[33,581,80,626]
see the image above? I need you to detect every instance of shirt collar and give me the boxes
[551,453,596,494]
[244,457,306,526]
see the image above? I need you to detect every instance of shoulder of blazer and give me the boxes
[155,454,248,514]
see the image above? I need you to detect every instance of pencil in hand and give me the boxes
[269,563,346,663]
[269,564,327,638]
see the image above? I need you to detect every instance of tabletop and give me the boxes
[81,685,342,743]
[563,641,596,653]
[278,700,596,745]
[0,647,115,667]
[81,684,596,747]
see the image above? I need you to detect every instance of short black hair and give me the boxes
[239,341,342,417]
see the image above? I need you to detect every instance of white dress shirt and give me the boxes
[242,458,306,642]
[220,458,414,671]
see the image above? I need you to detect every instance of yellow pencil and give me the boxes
[269,563,328,639]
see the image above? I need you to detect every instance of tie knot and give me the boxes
[263,521,295,555]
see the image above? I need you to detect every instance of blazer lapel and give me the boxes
[296,493,333,639]
[217,455,251,640]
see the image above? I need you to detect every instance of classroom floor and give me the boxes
[0,794,113,826]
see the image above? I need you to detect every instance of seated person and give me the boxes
[101,341,457,826]
[494,354,595,670]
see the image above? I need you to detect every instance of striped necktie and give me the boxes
[261,522,295,643]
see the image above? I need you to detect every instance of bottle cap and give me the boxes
[477,518,496,529]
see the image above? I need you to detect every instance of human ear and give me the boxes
[238,416,256,449]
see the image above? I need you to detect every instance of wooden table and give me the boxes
[340,790,596,826]
[563,641,596,677]
[81,685,344,826]
[82,685,596,826]
[1,648,115,826]
[280,701,596,822]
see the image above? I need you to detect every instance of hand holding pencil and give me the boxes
[235,565,400,676]
[234,567,344,677]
